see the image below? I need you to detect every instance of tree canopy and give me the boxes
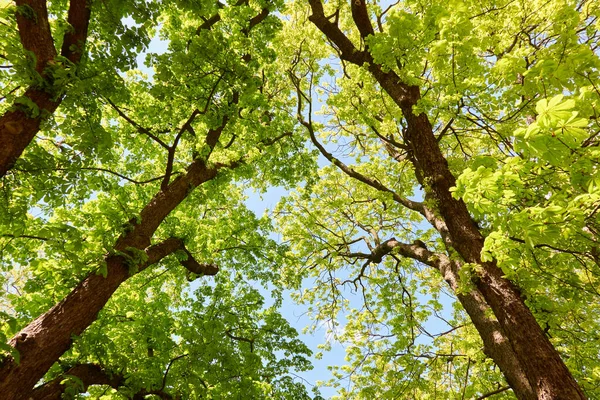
[1,0,599,399]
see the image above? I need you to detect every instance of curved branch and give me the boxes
[300,113,425,215]
[29,363,175,400]
[29,364,122,400]
[15,166,179,185]
[104,97,170,150]
[178,245,219,276]
[476,385,511,400]
[160,354,188,391]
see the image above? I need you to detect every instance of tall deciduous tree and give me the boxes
[0,0,316,399]
[2,0,600,398]
[276,0,599,398]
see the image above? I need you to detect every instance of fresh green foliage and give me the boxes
[1,0,317,398]
[1,0,600,398]
[274,0,600,398]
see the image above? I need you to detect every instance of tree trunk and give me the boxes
[436,256,536,400]
[307,1,586,397]
[375,69,586,400]
[0,89,60,176]
[394,242,536,399]
[0,256,131,400]
[0,160,219,399]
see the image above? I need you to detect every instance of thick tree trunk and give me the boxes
[0,89,60,176]
[0,256,130,400]
[437,256,536,400]
[396,97,585,400]
[0,0,90,177]
[308,1,586,397]
[0,159,219,399]
[304,93,535,397]
[0,238,189,400]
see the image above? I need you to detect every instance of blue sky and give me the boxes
[133,21,457,398]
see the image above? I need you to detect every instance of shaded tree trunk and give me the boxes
[373,240,537,399]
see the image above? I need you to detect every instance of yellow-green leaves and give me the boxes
[515,95,589,166]
[531,95,588,139]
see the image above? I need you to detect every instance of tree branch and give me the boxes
[350,0,375,39]
[0,0,91,177]
[104,97,170,150]
[160,354,188,391]
[60,0,92,64]
[476,386,511,400]
[193,0,248,35]
[225,330,255,352]
[299,111,424,215]
[1,234,49,241]
[341,237,436,267]
[15,166,178,185]
[245,7,270,33]
[307,0,369,65]
[15,0,57,73]
[29,363,123,400]
[29,363,176,400]
[162,109,201,190]
[141,237,219,276]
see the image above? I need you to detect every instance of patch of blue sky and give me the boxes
[130,15,459,396]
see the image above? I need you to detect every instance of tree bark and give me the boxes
[0,158,220,399]
[28,362,175,400]
[307,1,585,398]
[0,6,268,396]
[0,0,91,177]
[387,80,585,400]
[29,364,123,400]
[436,255,535,400]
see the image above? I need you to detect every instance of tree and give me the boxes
[2,0,600,399]
[0,0,317,398]
[276,0,600,398]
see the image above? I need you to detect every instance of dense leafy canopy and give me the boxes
[0,0,599,398]
[1,0,317,398]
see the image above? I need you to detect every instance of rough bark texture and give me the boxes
[308,0,585,398]
[399,99,584,399]
[0,158,220,399]
[0,0,91,177]
[435,256,535,400]
[0,7,266,397]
